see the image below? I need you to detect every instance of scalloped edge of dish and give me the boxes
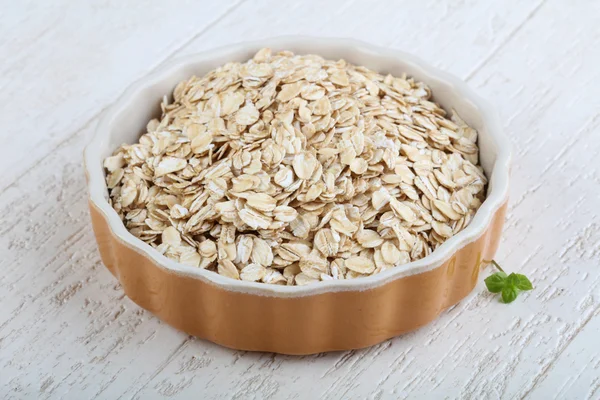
[85,36,511,297]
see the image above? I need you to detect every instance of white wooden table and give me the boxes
[1,1,599,399]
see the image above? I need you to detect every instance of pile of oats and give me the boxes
[104,48,487,285]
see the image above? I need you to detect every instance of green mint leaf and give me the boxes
[501,285,518,303]
[512,273,533,291]
[484,272,508,293]
[485,260,533,304]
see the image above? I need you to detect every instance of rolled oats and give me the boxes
[105,48,487,285]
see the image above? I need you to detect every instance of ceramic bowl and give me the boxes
[84,37,510,355]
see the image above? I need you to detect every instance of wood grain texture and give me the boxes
[1,0,599,399]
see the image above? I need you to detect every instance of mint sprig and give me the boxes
[484,260,533,303]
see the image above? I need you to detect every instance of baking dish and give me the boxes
[84,37,510,355]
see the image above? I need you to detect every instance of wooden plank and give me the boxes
[0,129,192,399]
[525,303,600,399]
[2,0,598,399]
[177,0,545,78]
[0,0,243,192]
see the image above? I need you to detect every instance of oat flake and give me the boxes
[105,48,487,285]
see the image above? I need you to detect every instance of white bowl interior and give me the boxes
[87,37,510,296]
